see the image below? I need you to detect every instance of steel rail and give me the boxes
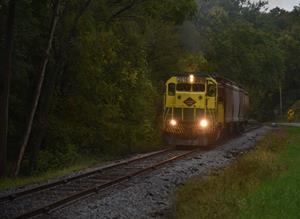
[13,149,197,219]
[3,124,262,219]
[0,149,170,203]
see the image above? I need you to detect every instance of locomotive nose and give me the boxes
[175,93,204,108]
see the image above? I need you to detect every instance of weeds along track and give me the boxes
[0,149,197,219]
[0,123,261,219]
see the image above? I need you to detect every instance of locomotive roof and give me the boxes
[173,72,248,93]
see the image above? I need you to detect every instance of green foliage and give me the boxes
[193,0,300,120]
[4,0,195,174]
[241,128,300,218]
[36,143,79,173]
[179,52,212,73]
[172,128,300,219]
[4,0,300,176]
[0,156,106,191]
[209,21,284,119]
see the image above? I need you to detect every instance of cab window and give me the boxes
[192,84,205,92]
[207,84,216,96]
[168,83,175,96]
[177,83,191,92]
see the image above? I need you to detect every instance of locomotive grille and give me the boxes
[183,108,194,121]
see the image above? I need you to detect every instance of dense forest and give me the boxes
[0,0,300,177]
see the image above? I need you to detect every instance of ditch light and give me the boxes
[170,119,177,126]
[199,119,208,128]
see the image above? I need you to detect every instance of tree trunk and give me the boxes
[27,0,94,171]
[0,0,16,178]
[28,64,62,171]
[14,0,61,176]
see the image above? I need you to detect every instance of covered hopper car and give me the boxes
[163,74,250,146]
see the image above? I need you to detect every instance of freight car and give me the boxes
[163,74,249,146]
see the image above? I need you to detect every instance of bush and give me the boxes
[35,144,79,174]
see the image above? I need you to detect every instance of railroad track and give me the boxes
[0,123,262,219]
[0,149,198,219]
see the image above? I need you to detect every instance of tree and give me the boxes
[14,0,62,176]
[2,0,196,174]
[0,0,16,177]
[27,0,94,171]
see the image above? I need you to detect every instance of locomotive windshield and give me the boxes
[192,84,205,92]
[177,83,191,91]
[176,83,205,92]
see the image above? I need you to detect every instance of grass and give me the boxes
[0,156,107,191]
[172,127,300,219]
[241,127,300,219]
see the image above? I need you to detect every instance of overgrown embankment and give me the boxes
[173,127,300,219]
[0,156,108,191]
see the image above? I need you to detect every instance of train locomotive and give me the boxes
[163,74,249,146]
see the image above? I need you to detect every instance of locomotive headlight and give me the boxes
[189,74,195,83]
[170,119,177,126]
[199,119,208,128]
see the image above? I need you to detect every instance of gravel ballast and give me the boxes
[38,126,272,219]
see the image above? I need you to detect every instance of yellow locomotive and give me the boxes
[163,74,249,146]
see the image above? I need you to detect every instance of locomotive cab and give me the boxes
[163,74,249,146]
[163,75,219,146]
